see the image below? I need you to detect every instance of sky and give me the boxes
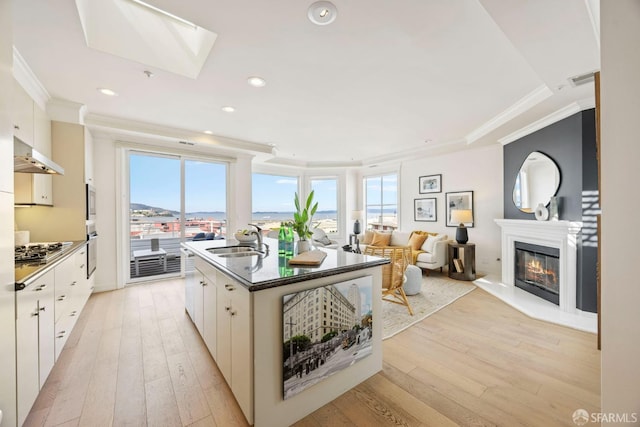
[129,155,337,213]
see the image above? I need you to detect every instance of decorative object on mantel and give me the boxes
[451,209,473,243]
[534,203,549,221]
[293,191,318,254]
[512,151,561,213]
[549,196,559,220]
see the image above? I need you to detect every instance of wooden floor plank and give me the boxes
[146,375,183,427]
[166,351,211,426]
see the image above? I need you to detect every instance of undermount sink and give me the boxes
[217,251,264,258]
[207,246,256,255]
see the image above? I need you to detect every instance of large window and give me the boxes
[252,173,299,231]
[310,177,338,234]
[365,173,398,230]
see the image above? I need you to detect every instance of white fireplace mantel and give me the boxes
[494,219,583,314]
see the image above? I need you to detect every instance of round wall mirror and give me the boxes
[512,151,560,213]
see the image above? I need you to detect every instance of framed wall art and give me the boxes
[418,174,441,194]
[282,276,373,400]
[445,191,474,227]
[414,198,437,222]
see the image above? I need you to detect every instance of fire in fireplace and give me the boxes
[514,241,560,305]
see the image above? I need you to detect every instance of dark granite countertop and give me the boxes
[15,240,87,289]
[182,237,389,292]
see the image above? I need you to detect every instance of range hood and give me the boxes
[14,137,64,175]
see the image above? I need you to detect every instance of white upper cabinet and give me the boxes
[13,79,54,206]
[12,80,34,145]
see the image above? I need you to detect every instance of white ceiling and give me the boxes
[12,0,600,166]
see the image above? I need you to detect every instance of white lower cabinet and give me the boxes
[190,258,252,425]
[193,258,217,358]
[16,270,55,427]
[53,244,91,360]
[16,244,92,425]
[215,272,252,424]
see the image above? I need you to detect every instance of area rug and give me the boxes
[382,272,476,340]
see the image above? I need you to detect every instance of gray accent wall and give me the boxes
[503,109,598,313]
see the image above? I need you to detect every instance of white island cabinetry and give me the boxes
[183,238,385,427]
[215,271,252,420]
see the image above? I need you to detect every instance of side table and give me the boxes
[448,243,476,281]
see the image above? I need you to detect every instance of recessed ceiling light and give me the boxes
[308,1,337,26]
[221,106,235,113]
[247,76,266,87]
[203,130,213,135]
[98,88,118,96]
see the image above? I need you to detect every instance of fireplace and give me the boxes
[514,241,560,305]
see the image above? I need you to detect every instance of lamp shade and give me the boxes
[450,209,472,225]
[351,210,363,220]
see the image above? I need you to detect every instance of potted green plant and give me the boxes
[293,191,318,253]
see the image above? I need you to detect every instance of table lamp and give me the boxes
[450,209,473,244]
[351,210,363,235]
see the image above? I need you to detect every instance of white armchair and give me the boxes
[310,227,339,249]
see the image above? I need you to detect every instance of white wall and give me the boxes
[601,0,640,417]
[0,1,17,424]
[93,135,118,292]
[400,144,503,274]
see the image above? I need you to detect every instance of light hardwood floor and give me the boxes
[24,278,600,427]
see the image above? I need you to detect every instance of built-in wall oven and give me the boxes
[87,223,98,278]
[86,184,96,221]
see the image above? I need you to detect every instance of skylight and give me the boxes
[75,0,218,79]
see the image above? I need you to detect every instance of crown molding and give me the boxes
[84,113,275,155]
[12,47,50,110]
[499,98,595,145]
[47,98,87,124]
[466,84,553,145]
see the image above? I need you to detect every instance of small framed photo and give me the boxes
[419,174,442,194]
[414,198,437,222]
[446,191,474,227]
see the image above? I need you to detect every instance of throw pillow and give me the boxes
[370,231,392,247]
[408,232,428,251]
[361,230,375,244]
[421,234,446,253]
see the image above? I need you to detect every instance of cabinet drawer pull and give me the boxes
[225,284,235,291]
[56,331,66,338]
[31,311,39,317]
[70,311,77,316]
[80,264,85,269]
[39,307,46,312]
[70,281,77,286]
[57,295,66,301]
[225,306,231,311]
[14,124,20,130]
[230,311,237,316]
[35,284,47,291]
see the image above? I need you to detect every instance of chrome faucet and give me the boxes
[248,223,269,254]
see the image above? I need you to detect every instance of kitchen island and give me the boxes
[182,238,388,427]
